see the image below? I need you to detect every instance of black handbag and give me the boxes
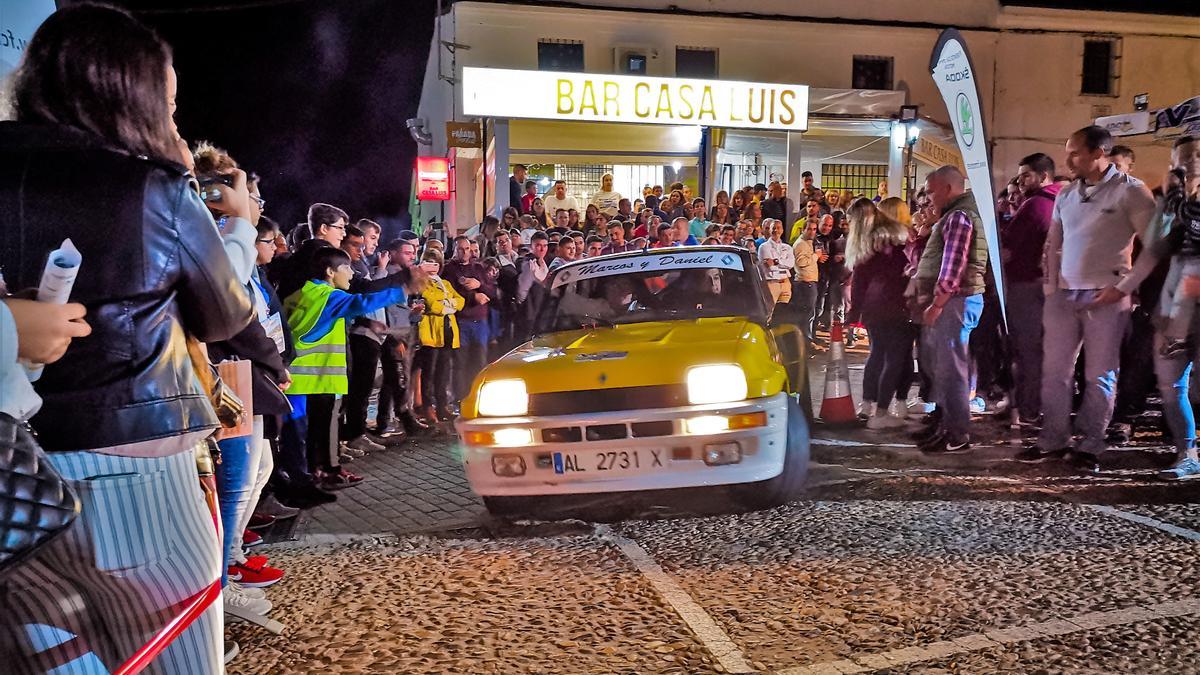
[0,413,80,577]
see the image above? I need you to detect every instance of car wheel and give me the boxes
[732,395,810,509]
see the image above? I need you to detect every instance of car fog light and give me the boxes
[492,454,527,477]
[685,415,729,435]
[703,442,742,466]
[728,411,768,430]
[492,428,534,447]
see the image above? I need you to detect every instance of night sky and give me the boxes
[99,0,439,236]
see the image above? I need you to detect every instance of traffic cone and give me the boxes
[819,320,857,424]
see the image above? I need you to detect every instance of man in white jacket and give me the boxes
[758,220,795,305]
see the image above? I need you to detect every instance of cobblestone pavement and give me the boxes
[232,495,1200,673]
[290,431,483,539]
[229,338,1200,672]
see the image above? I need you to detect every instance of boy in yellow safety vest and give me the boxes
[284,246,413,490]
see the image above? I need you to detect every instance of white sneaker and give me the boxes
[229,581,266,600]
[886,399,907,419]
[224,640,240,665]
[856,401,877,420]
[867,411,908,430]
[907,398,936,417]
[225,585,272,617]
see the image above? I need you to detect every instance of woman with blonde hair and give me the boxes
[845,198,913,429]
[877,195,912,226]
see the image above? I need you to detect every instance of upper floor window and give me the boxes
[852,55,894,90]
[676,47,718,78]
[538,39,584,72]
[1081,38,1120,96]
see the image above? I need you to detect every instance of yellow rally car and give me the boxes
[455,245,811,516]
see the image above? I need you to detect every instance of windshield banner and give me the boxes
[930,28,1006,326]
[551,250,745,289]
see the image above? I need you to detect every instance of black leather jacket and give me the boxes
[0,122,253,451]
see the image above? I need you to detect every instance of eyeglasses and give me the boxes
[328,224,346,230]
[250,195,266,210]
[256,238,275,245]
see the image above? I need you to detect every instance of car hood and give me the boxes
[460,316,786,419]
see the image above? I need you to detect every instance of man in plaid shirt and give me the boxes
[911,166,989,454]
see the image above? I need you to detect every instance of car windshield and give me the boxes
[535,251,767,334]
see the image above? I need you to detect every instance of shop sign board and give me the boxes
[462,67,809,132]
[1095,111,1153,137]
[446,121,482,148]
[415,156,450,201]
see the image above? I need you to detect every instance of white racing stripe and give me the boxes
[596,524,756,674]
[1086,504,1200,542]
[776,597,1200,675]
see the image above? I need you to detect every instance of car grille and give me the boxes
[528,384,689,417]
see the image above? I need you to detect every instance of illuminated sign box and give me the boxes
[462,67,809,132]
[416,157,450,201]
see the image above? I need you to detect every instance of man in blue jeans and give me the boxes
[911,166,988,453]
[443,235,499,408]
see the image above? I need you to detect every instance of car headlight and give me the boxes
[686,364,748,405]
[477,379,529,416]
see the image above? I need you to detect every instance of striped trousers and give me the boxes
[0,444,223,674]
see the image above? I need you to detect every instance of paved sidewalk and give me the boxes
[291,432,484,537]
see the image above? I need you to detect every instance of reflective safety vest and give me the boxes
[285,281,348,395]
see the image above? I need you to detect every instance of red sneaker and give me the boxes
[243,529,264,548]
[244,554,269,568]
[316,468,364,490]
[228,560,284,588]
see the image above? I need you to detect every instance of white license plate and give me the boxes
[552,449,665,475]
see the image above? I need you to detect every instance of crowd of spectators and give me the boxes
[4,5,1200,673]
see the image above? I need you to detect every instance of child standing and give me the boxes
[284,246,415,490]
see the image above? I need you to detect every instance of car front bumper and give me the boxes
[454,392,790,496]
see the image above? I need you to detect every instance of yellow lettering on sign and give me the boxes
[748,88,766,124]
[728,89,743,122]
[557,79,574,114]
[699,86,717,121]
[779,90,796,125]
[603,81,619,116]
[655,84,673,118]
[635,82,650,118]
[580,80,598,115]
[678,84,695,119]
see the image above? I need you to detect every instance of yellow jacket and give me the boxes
[418,276,466,348]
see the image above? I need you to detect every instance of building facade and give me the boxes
[415,0,1200,231]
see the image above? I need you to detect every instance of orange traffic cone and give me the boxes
[819,320,857,424]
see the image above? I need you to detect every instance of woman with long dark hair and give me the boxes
[0,5,252,671]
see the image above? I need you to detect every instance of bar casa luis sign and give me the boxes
[462,67,809,131]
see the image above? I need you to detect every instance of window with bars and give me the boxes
[1081,38,1120,96]
[538,39,584,72]
[852,55,894,90]
[820,164,888,198]
[554,164,612,206]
